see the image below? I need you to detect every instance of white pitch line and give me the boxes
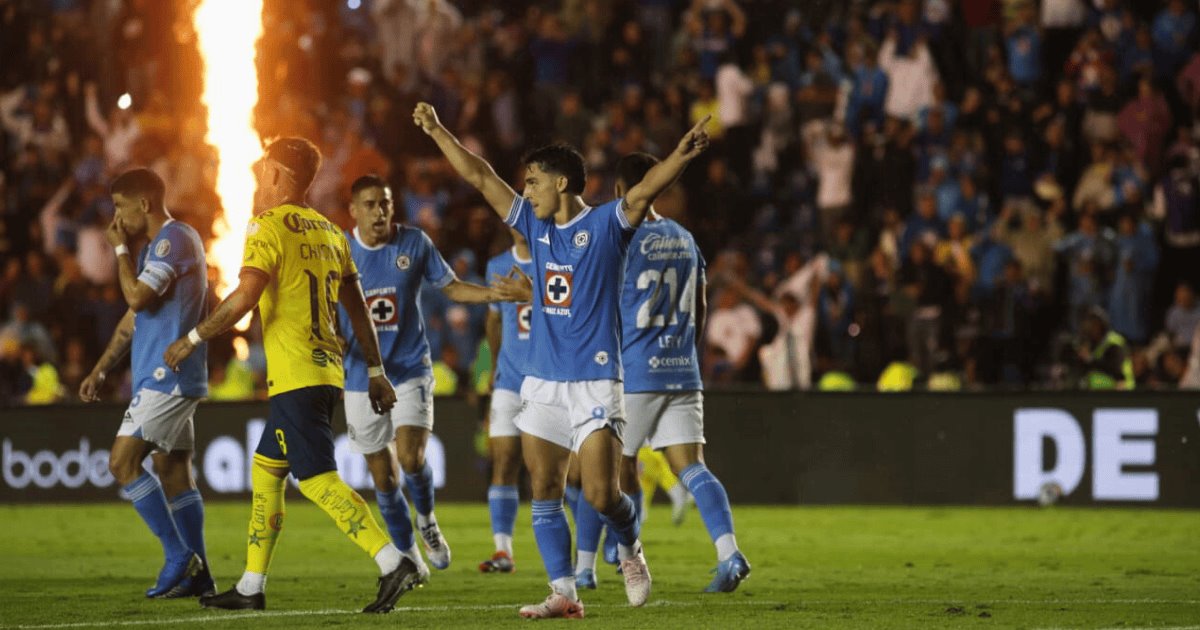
[0,599,788,630]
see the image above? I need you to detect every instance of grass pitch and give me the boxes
[0,501,1196,629]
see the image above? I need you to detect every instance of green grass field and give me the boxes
[0,501,1197,629]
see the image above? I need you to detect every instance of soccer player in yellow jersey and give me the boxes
[163,138,417,614]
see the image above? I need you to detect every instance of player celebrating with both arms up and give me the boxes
[414,101,710,618]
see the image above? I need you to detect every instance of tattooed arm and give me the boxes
[79,309,135,401]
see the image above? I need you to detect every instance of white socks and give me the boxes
[416,512,435,530]
[236,571,266,596]
[494,533,513,556]
[551,576,578,601]
[715,533,739,562]
[667,483,688,508]
[374,543,402,574]
[576,551,597,575]
[617,541,639,562]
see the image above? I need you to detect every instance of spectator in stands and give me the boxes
[705,286,762,383]
[995,201,1059,292]
[804,120,854,246]
[1151,0,1197,81]
[1118,76,1172,174]
[879,28,938,120]
[1071,307,1133,389]
[1005,1,1043,92]
[899,241,950,375]
[1108,213,1160,345]
[1151,153,1200,293]
[0,301,55,364]
[1057,212,1115,330]
[1165,282,1200,351]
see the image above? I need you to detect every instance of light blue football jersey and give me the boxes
[339,225,454,391]
[621,215,705,393]
[131,219,208,397]
[486,247,535,394]
[504,195,636,382]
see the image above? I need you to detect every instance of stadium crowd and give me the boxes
[2,0,1200,405]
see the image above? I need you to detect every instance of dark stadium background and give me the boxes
[1,0,1200,500]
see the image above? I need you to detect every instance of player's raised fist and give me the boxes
[677,115,711,161]
[413,102,441,135]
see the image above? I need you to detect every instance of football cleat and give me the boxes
[518,590,585,619]
[478,550,515,573]
[575,568,597,590]
[162,562,217,598]
[619,544,651,607]
[703,551,751,593]
[363,557,421,613]
[199,587,265,610]
[418,522,451,570]
[146,553,201,598]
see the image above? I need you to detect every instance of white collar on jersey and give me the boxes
[555,205,592,230]
[352,225,397,251]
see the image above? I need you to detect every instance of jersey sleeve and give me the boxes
[137,226,191,296]
[241,216,281,276]
[613,198,636,233]
[338,231,358,280]
[420,231,455,289]
[503,195,536,242]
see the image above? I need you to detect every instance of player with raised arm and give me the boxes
[162,138,417,614]
[478,227,535,574]
[338,174,526,580]
[615,152,750,592]
[79,168,211,599]
[414,102,709,618]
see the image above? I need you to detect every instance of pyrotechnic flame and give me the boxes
[193,0,263,329]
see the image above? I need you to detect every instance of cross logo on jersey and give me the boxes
[368,295,398,325]
[517,303,533,333]
[544,271,573,307]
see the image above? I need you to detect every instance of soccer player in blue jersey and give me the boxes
[478,227,535,574]
[615,153,750,592]
[78,168,211,599]
[339,174,525,579]
[415,101,710,618]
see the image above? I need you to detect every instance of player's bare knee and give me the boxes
[493,453,521,486]
[397,449,424,474]
[664,444,702,476]
[364,450,399,491]
[107,453,141,486]
[582,481,619,513]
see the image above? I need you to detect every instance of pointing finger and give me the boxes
[689,114,712,134]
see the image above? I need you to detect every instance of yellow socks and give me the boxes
[245,460,287,575]
[298,470,392,559]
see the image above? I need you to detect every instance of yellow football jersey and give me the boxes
[241,204,357,396]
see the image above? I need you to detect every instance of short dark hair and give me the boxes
[110,168,165,207]
[265,136,321,192]
[351,174,389,197]
[615,152,659,188]
[523,144,586,195]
